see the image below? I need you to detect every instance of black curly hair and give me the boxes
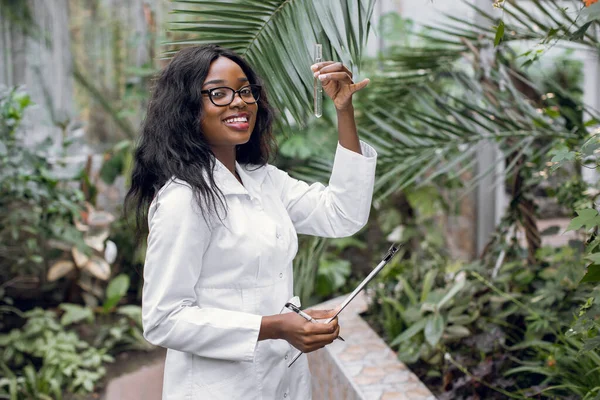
[124,45,277,237]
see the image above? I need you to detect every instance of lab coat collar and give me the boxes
[212,158,269,199]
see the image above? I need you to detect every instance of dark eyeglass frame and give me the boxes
[200,84,261,107]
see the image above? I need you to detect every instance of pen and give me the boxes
[284,302,345,342]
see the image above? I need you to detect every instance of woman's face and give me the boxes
[200,57,258,153]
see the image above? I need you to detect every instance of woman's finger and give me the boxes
[318,71,353,85]
[311,61,336,72]
[307,325,341,347]
[317,62,352,77]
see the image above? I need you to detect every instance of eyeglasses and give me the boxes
[200,84,261,107]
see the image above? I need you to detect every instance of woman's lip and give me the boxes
[224,121,250,131]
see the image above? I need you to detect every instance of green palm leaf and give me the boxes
[294,0,600,201]
[167,0,375,130]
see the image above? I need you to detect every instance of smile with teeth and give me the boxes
[224,116,248,123]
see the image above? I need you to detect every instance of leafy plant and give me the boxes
[0,87,87,298]
[0,274,151,399]
[491,0,600,64]
[370,249,472,366]
[314,237,366,300]
[0,309,114,399]
[58,274,152,353]
[46,202,119,307]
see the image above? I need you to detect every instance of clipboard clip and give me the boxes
[383,243,400,262]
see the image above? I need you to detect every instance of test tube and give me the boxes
[313,44,323,118]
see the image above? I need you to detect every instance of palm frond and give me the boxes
[167,0,375,129]
[293,51,589,203]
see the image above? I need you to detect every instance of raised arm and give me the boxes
[269,62,376,237]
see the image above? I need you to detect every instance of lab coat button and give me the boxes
[284,394,287,398]
[279,272,283,278]
[285,354,288,360]
[276,233,281,239]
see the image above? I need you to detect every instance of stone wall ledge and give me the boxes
[308,292,437,400]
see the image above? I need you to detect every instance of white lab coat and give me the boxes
[142,141,377,400]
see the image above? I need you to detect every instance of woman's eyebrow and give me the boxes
[203,77,249,87]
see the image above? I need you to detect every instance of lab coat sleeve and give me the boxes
[273,140,377,237]
[141,180,262,362]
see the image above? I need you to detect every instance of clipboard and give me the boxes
[288,243,401,367]
[323,243,401,323]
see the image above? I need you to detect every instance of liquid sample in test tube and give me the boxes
[313,44,323,118]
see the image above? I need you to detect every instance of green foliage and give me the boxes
[368,239,599,398]
[58,274,151,353]
[99,140,134,186]
[294,236,366,307]
[103,274,130,312]
[315,256,351,298]
[0,299,150,398]
[59,303,94,326]
[277,108,338,161]
[494,20,505,47]
[379,12,414,49]
[93,305,151,353]
[0,87,86,285]
[0,309,113,398]
[582,264,600,283]
[371,246,472,366]
[0,87,149,396]
[293,236,328,306]
[270,3,600,397]
[501,292,600,399]
[489,0,599,66]
[294,14,597,205]
[567,208,600,232]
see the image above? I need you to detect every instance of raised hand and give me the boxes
[311,61,370,111]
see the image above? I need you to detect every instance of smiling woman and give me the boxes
[124,44,376,400]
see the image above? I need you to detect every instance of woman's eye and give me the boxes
[211,90,227,98]
[240,88,252,96]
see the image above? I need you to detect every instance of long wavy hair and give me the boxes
[124,45,276,237]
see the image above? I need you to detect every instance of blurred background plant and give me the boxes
[0,86,151,399]
[353,1,600,398]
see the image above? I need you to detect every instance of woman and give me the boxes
[125,44,377,399]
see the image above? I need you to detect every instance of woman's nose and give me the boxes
[230,92,247,108]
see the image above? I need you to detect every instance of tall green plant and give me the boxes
[0,87,86,288]
[293,2,600,269]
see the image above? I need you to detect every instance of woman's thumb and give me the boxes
[350,78,370,93]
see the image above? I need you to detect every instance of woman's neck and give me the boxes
[212,146,242,185]
[212,147,236,174]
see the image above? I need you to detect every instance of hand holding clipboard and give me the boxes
[287,243,401,367]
